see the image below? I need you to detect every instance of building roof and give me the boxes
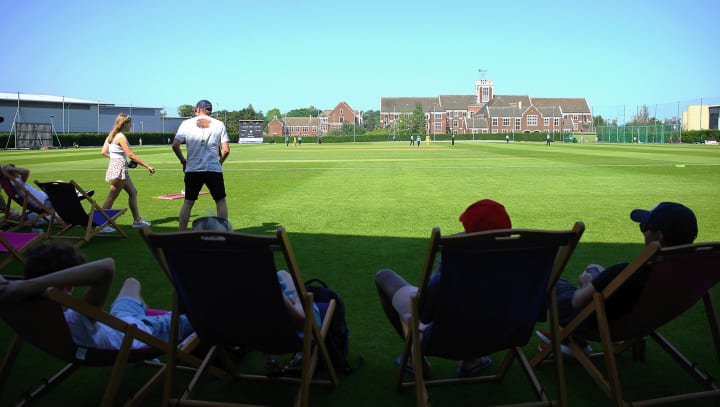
[0,92,108,105]
[283,117,319,126]
[438,95,477,110]
[532,97,590,113]
[381,97,437,113]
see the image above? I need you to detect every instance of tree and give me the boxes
[627,105,658,126]
[286,106,321,118]
[178,104,194,117]
[266,108,281,122]
[593,115,608,127]
[410,103,426,135]
[362,110,381,131]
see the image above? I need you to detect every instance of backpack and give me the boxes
[304,278,362,375]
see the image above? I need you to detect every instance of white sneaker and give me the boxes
[100,226,116,233]
[132,219,151,228]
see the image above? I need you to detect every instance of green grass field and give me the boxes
[1,141,719,406]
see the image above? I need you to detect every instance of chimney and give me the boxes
[518,101,522,109]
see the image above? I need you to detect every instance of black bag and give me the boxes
[304,278,362,375]
[127,159,138,169]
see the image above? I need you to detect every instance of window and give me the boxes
[544,117,550,126]
[340,117,344,123]
[453,111,459,118]
[527,115,538,126]
[434,122,442,131]
[554,118,560,126]
[515,118,521,131]
[482,129,488,133]
[502,129,508,133]
[453,120,458,128]
[492,129,498,133]
[573,114,578,121]
[340,109,344,114]
[492,117,498,126]
[434,113,442,120]
[503,118,510,126]
[472,129,478,134]
[482,87,490,103]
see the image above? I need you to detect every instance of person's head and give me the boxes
[112,114,132,135]
[194,100,212,116]
[191,216,232,232]
[24,241,86,293]
[458,199,512,233]
[630,202,698,247]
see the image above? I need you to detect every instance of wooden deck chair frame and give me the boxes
[34,180,127,248]
[0,230,45,273]
[0,173,66,232]
[531,241,720,406]
[396,222,585,407]
[0,286,213,407]
[141,226,339,407]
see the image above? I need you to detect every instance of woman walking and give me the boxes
[101,114,154,228]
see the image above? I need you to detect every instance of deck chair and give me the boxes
[0,285,211,406]
[34,180,127,248]
[396,222,585,407]
[532,241,720,406]
[0,173,65,232]
[141,226,339,406]
[0,230,45,273]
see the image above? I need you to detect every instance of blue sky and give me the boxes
[1,0,718,121]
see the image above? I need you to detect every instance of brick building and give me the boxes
[380,79,591,135]
[267,101,362,137]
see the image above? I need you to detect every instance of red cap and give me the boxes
[459,199,512,233]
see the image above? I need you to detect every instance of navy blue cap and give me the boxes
[630,202,698,244]
[195,99,212,113]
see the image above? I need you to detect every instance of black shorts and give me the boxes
[184,171,226,201]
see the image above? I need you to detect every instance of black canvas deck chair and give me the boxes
[0,286,209,406]
[532,241,720,406]
[0,230,45,273]
[0,173,65,232]
[396,222,585,406]
[142,226,339,406]
[34,180,127,248]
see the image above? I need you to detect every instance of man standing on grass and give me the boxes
[172,99,230,231]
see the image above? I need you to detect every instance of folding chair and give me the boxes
[0,173,65,232]
[0,230,45,273]
[532,241,720,406]
[0,286,211,406]
[34,180,127,248]
[142,226,339,406]
[397,222,585,407]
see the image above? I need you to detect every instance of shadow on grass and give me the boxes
[1,224,717,406]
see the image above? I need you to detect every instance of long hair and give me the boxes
[107,113,131,143]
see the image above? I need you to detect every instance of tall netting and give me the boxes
[595,125,679,144]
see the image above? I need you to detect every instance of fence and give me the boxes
[596,125,679,144]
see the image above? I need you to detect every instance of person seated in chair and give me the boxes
[539,202,698,354]
[375,199,512,378]
[191,216,321,330]
[1,163,94,209]
[0,240,193,350]
[1,164,55,211]
[191,216,321,374]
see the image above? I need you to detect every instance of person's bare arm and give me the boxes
[571,281,596,309]
[172,139,186,170]
[117,134,155,174]
[219,142,230,165]
[0,258,115,308]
